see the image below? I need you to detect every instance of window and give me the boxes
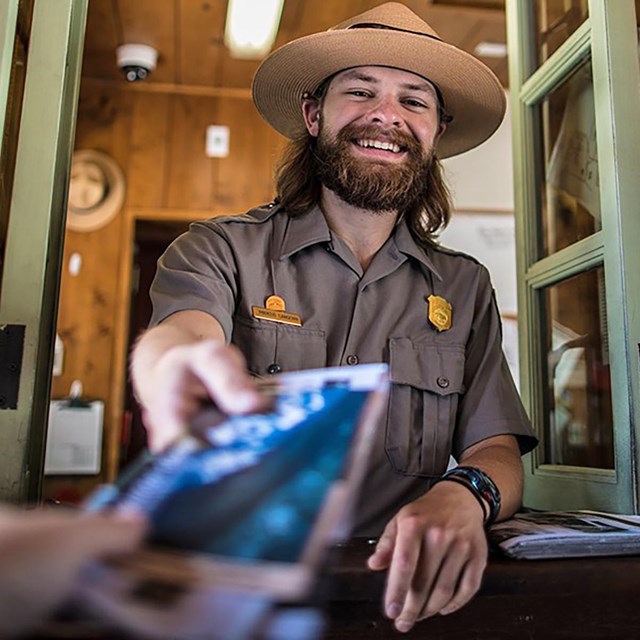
[507,0,640,512]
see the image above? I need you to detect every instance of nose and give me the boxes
[367,95,402,127]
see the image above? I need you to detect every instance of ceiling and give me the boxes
[81,0,510,94]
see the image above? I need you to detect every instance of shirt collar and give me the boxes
[393,219,443,282]
[277,205,443,282]
[278,206,332,260]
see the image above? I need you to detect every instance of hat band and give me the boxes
[340,22,449,114]
[346,22,443,43]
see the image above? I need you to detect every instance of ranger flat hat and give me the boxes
[252,2,506,159]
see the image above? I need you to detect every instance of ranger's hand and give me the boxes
[367,481,488,633]
[132,312,271,451]
[141,339,268,450]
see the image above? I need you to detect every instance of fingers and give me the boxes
[367,518,397,571]
[0,509,148,567]
[437,548,486,616]
[393,525,450,627]
[189,341,266,415]
[70,512,149,559]
[143,340,268,450]
[374,495,488,633]
[0,509,148,638]
[382,519,424,628]
[143,346,209,449]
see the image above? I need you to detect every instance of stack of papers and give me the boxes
[490,510,640,560]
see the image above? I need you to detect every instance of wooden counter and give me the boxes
[33,538,640,639]
[326,538,640,639]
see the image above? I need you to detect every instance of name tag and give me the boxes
[252,295,303,327]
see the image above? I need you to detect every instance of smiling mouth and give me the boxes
[354,138,404,154]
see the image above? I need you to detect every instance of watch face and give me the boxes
[68,160,108,212]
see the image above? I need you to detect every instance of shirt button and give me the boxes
[437,376,450,389]
[267,363,282,374]
[346,355,359,366]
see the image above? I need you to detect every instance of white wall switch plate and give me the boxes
[206,125,230,158]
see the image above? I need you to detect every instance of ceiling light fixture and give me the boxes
[474,41,508,58]
[224,0,285,59]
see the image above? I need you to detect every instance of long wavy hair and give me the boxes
[274,131,452,246]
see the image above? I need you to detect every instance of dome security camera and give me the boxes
[116,44,158,82]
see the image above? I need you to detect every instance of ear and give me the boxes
[434,121,447,146]
[302,97,321,137]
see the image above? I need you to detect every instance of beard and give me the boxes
[313,120,435,214]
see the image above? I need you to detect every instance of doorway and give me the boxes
[120,219,190,468]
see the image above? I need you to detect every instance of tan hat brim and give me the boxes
[252,28,506,159]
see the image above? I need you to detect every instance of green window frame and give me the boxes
[0,0,87,502]
[507,0,640,512]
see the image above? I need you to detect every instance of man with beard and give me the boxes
[131,2,537,633]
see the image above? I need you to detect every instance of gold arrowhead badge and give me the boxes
[427,295,452,331]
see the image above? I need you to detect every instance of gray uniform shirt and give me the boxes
[150,203,538,535]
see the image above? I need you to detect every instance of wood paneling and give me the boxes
[165,95,217,209]
[218,55,261,90]
[214,98,285,212]
[49,89,134,498]
[81,1,510,88]
[54,219,125,399]
[177,0,226,86]
[127,92,170,209]
[80,0,120,80]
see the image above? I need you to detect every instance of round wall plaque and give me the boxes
[66,150,125,232]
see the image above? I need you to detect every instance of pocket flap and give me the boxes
[232,314,327,375]
[389,338,465,395]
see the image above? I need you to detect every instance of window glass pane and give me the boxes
[534,0,588,66]
[540,267,613,469]
[536,58,600,258]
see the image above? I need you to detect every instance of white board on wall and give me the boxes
[438,211,520,386]
[441,93,514,212]
[438,211,517,314]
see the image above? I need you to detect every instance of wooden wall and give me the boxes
[45,83,285,501]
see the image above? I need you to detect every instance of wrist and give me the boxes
[434,466,502,526]
[429,478,487,524]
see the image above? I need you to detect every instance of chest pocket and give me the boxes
[385,337,465,477]
[231,314,327,376]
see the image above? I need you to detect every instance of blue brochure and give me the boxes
[83,364,389,600]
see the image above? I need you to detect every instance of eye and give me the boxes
[347,89,372,98]
[402,98,429,109]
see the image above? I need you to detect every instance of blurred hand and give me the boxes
[0,506,147,637]
[140,339,270,451]
[131,312,272,451]
[367,481,488,633]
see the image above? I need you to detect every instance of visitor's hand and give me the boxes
[0,506,147,637]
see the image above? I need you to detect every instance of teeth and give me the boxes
[357,139,401,153]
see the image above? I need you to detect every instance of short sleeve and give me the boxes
[149,221,238,341]
[452,265,538,457]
